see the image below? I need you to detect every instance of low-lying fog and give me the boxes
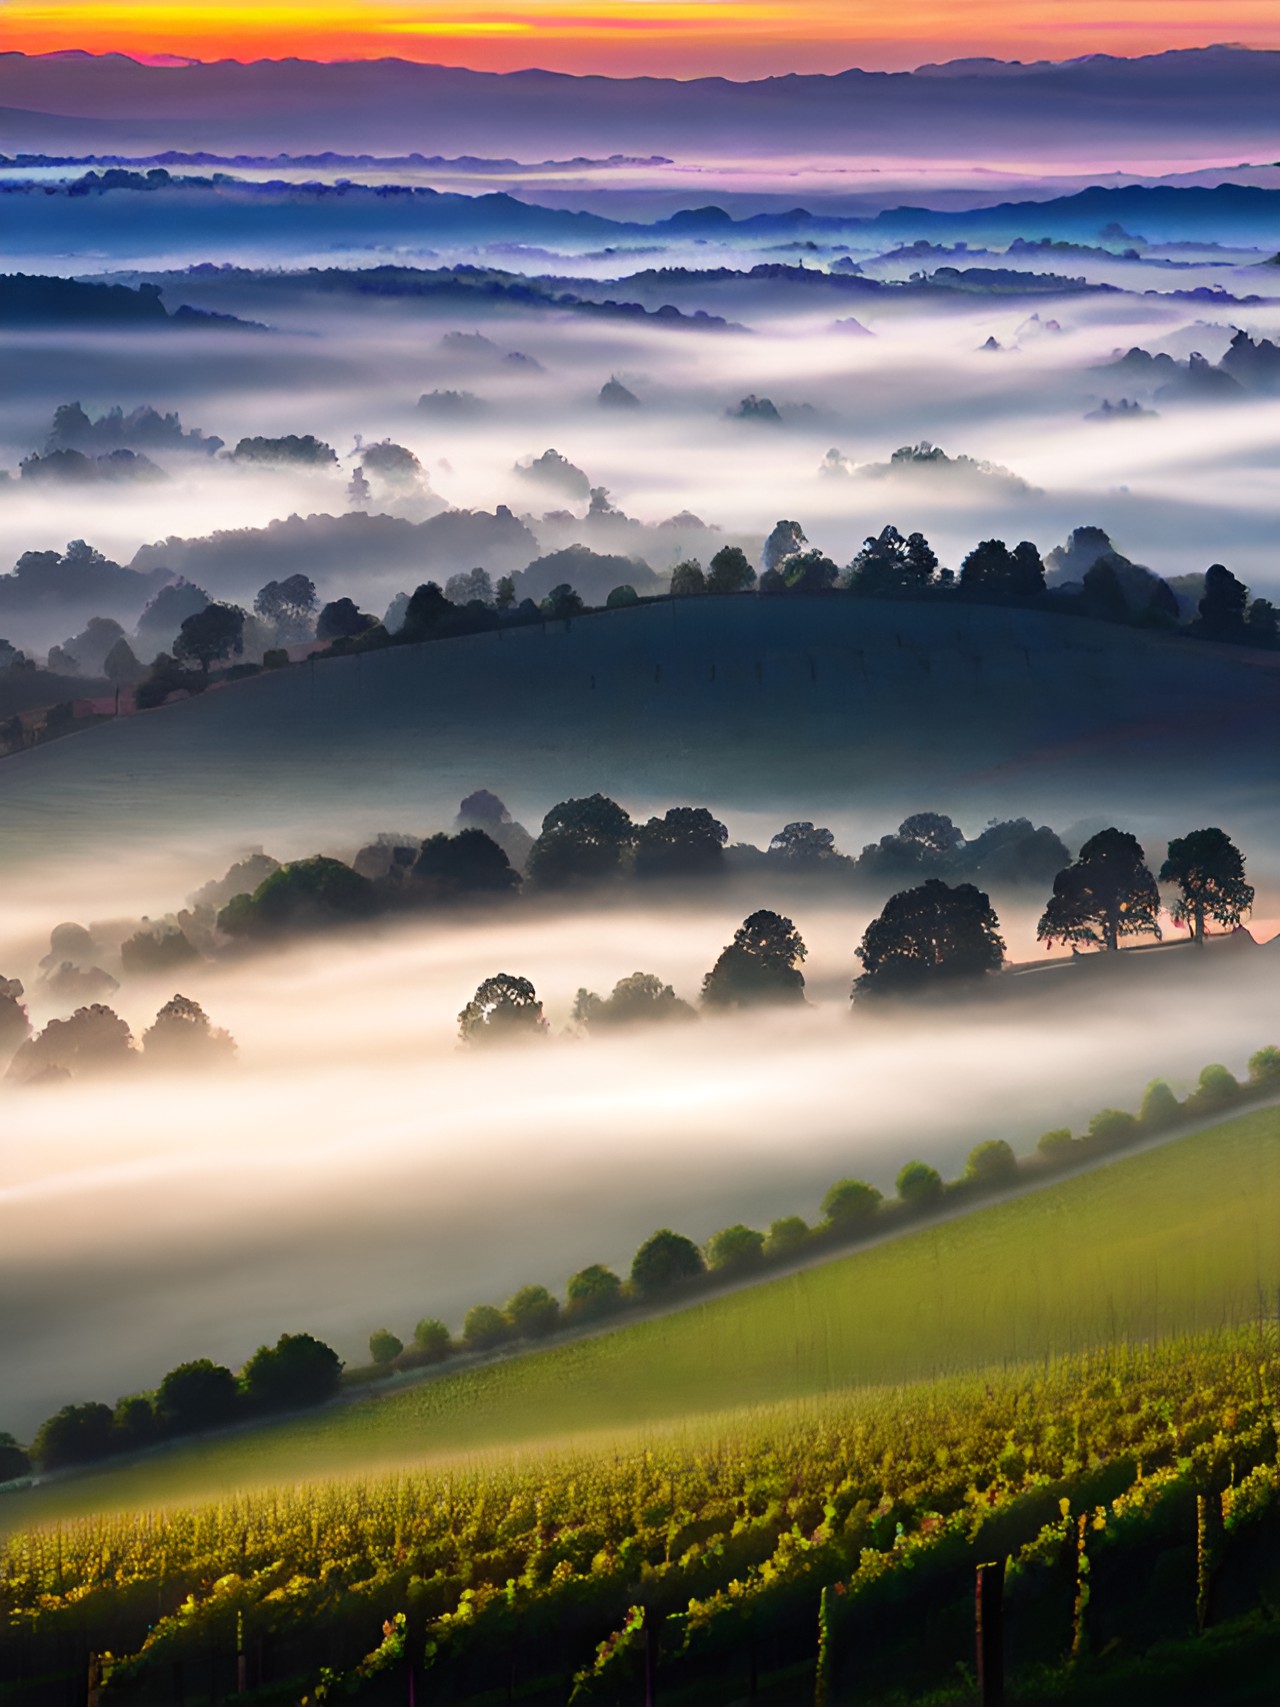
[1,827,1277,1438]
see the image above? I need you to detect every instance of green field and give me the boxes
[5,1101,1278,1539]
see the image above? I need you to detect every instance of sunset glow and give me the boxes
[3,0,1277,77]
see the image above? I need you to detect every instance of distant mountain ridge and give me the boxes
[1,46,1277,160]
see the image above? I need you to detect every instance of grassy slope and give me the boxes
[4,1101,1278,1535]
[2,599,1279,859]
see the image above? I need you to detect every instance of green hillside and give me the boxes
[5,1101,1278,1537]
[3,598,1280,861]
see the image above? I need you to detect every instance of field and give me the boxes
[5,1100,1278,1541]
[4,598,1280,863]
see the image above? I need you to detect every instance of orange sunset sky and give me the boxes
[2,1,1276,79]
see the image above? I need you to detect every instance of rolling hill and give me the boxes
[1,597,1279,862]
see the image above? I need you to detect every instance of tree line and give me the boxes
[8,1042,1276,1486]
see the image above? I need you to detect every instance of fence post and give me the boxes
[1196,1491,1224,1633]
[814,1585,832,1707]
[975,1560,1005,1707]
[87,1652,102,1707]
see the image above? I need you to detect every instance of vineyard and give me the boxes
[3,1327,1279,1705]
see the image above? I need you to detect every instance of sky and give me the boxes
[3,0,1277,79]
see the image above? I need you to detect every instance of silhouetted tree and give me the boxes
[506,1284,560,1339]
[0,978,31,1058]
[141,994,236,1065]
[564,1264,623,1321]
[32,1402,117,1470]
[846,525,937,595]
[959,538,1045,598]
[0,1433,31,1481]
[670,560,707,597]
[854,879,1004,999]
[174,602,245,675]
[103,636,141,682]
[317,597,377,641]
[706,1224,765,1272]
[634,806,728,879]
[541,583,586,619]
[233,433,336,465]
[1247,598,1278,643]
[255,573,318,642]
[1037,828,1161,952]
[606,584,639,607]
[155,1359,239,1434]
[702,909,807,1008]
[8,1003,135,1082]
[768,821,839,866]
[1196,563,1249,639]
[706,545,756,594]
[413,829,520,903]
[445,568,494,606]
[573,972,696,1029]
[495,574,516,609]
[121,924,199,975]
[781,549,839,592]
[241,1333,343,1410]
[218,857,377,937]
[630,1229,705,1297]
[526,794,635,888]
[458,974,546,1045]
[1082,558,1129,622]
[1159,828,1254,942]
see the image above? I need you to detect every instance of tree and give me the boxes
[506,1284,560,1339]
[173,602,245,675]
[1186,1063,1241,1116]
[701,909,807,1008]
[369,1329,403,1366]
[155,1359,239,1435]
[1159,828,1254,943]
[495,575,516,609]
[1139,1080,1181,1128]
[1037,829,1161,953]
[846,525,937,595]
[8,1004,135,1083]
[565,1264,623,1322]
[1037,1128,1078,1165]
[1248,1046,1280,1087]
[1084,1108,1139,1152]
[413,830,520,903]
[32,1402,116,1470]
[1247,598,1278,643]
[363,440,422,484]
[782,549,839,593]
[634,806,728,880]
[767,822,839,866]
[821,1178,883,1229]
[958,538,1044,599]
[895,1160,943,1209]
[445,568,495,606]
[141,994,236,1066]
[670,560,706,597]
[763,520,807,574]
[630,1229,705,1297]
[1195,562,1249,639]
[463,1304,513,1352]
[706,1222,765,1272]
[412,1319,453,1362]
[526,794,635,889]
[458,974,546,1045]
[233,433,336,465]
[241,1333,343,1410]
[217,857,377,937]
[103,636,141,683]
[317,597,376,641]
[254,573,318,642]
[0,979,31,1058]
[541,583,585,619]
[964,1140,1018,1189]
[1082,558,1129,622]
[854,879,1005,999]
[764,1216,809,1257]
[573,973,696,1029]
[0,1432,31,1482]
[706,545,756,594]
[606,584,639,608]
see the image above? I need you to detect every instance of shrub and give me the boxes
[112,1395,157,1450]
[1139,1080,1182,1128]
[241,1334,343,1410]
[369,1330,403,1367]
[964,1140,1019,1189]
[895,1160,943,1209]
[1084,1108,1139,1152]
[505,1285,561,1339]
[1036,1128,1078,1165]
[564,1265,624,1322]
[1186,1063,1241,1116]
[155,1359,239,1435]
[821,1178,883,1229]
[0,1432,31,1482]
[412,1319,453,1362]
[1247,1045,1280,1087]
[705,1224,765,1273]
[32,1403,116,1471]
[763,1216,809,1258]
[463,1304,513,1352]
[630,1229,705,1298]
